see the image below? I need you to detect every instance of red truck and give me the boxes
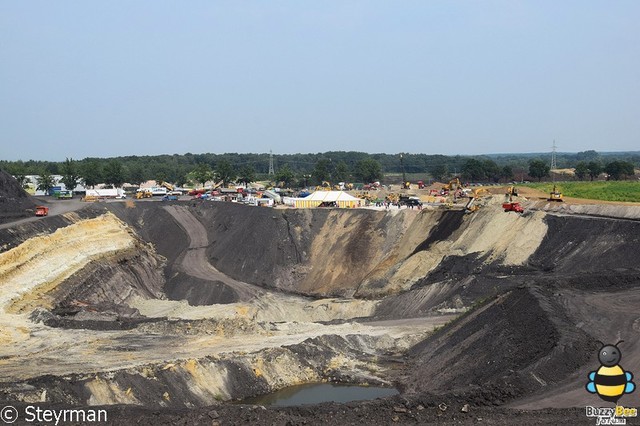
[35,206,49,216]
[502,202,524,213]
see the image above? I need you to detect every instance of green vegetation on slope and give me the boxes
[524,181,640,203]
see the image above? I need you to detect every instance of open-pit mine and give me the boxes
[1,173,640,425]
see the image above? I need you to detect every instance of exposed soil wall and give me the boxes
[0,208,167,325]
[0,170,35,224]
[2,333,403,408]
[529,214,640,273]
[402,287,593,405]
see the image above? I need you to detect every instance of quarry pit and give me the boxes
[1,177,640,424]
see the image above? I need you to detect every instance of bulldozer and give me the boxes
[548,185,564,202]
[135,189,153,199]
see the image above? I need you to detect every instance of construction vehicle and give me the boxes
[548,185,564,202]
[363,181,381,191]
[315,181,332,191]
[399,195,422,207]
[35,206,49,216]
[417,180,425,189]
[53,190,73,199]
[160,181,174,191]
[443,177,462,192]
[402,181,411,189]
[502,202,524,213]
[386,193,400,205]
[505,186,518,201]
[464,188,491,213]
[135,189,153,199]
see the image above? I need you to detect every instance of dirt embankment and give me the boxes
[0,206,167,325]
[0,170,35,224]
[182,201,548,300]
[402,287,593,404]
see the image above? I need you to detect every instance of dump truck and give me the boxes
[35,206,49,216]
[53,190,73,199]
[502,202,524,213]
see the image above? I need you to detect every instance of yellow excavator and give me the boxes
[465,188,490,213]
[443,177,462,192]
[548,185,564,202]
[316,181,332,191]
[160,181,174,191]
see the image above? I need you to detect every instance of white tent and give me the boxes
[291,191,362,209]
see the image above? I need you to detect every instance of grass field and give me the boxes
[523,181,640,203]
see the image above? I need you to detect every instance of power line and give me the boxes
[550,140,558,171]
[268,150,274,175]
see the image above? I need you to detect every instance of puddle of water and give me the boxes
[240,383,399,407]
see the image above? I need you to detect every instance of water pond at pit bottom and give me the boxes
[239,383,399,407]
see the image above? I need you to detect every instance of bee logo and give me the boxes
[586,340,635,403]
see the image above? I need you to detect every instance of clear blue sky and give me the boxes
[2,1,639,161]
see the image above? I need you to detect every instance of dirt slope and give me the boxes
[402,287,594,405]
[0,170,35,224]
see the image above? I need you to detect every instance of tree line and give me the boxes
[1,150,637,191]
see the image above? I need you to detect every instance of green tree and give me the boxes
[354,158,383,183]
[214,159,236,187]
[500,165,514,183]
[430,163,449,182]
[275,164,295,188]
[151,164,171,185]
[483,159,500,182]
[190,163,214,187]
[461,159,486,181]
[312,159,332,184]
[36,170,56,194]
[605,161,635,180]
[576,150,600,162]
[574,162,589,180]
[528,159,550,182]
[333,161,350,183]
[587,161,602,181]
[80,160,103,188]
[127,163,147,186]
[103,160,125,188]
[60,157,80,192]
[237,165,256,187]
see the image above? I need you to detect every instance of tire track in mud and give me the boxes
[163,205,265,301]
